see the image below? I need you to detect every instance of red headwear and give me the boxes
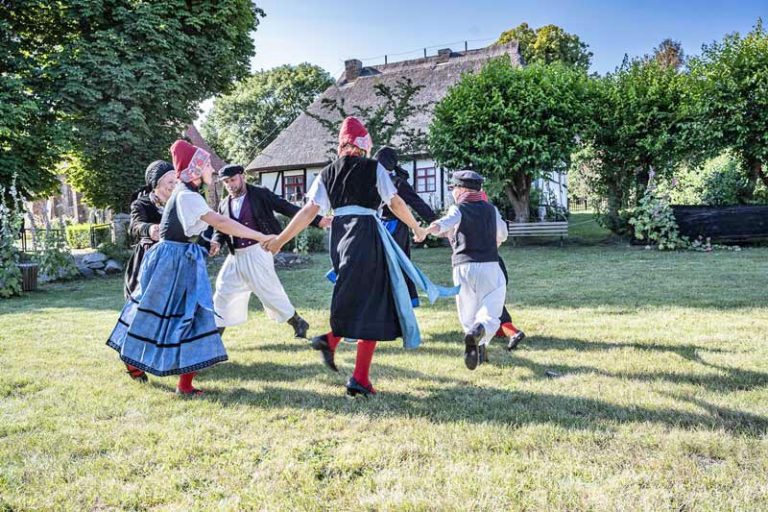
[170,139,210,183]
[337,116,372,155]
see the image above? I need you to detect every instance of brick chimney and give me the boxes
[437,48,452,63]
[344,59,363,81]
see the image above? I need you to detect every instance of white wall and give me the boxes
[400,158,448,212]
[257,172,280,195]
[534,171,568,209]
[255,163,568,216]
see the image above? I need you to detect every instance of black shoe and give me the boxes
[287,313,309,339]
[478,344,489,365]
[292,318,309,339]
[464,324,484,370]
[345,377,376,398]
[507,331,526,351]
[310,334,338,372]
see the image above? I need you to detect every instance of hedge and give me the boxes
[66,223,111,249]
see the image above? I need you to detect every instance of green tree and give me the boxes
[585,58,694,234]
[202,63,333,165]
[307,77,431,158]
[429,58,591,222]
[0,4,67,200]
[3,1,265,212]
[497,23,592,71]
[665,152,752,206]
[687,19,768,201]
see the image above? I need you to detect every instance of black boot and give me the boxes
[310,334,338,372]
[287,312,309,339]
[464,324,485,370]
[506,330,526,351]
[345,377,376,398]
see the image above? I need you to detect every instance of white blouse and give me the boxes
[173,185,213,237]
[307,163,397,215]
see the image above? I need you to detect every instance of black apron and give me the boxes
[324,156,401,341]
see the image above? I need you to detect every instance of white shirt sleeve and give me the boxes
[307,176,331,215]
[375,163,397,205]
[495,206,508,245]
[434,204,462,235]
[176,189,213,237]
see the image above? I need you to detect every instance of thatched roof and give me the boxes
[247,41,522,173]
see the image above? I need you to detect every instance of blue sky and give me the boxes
[249,0,765,76]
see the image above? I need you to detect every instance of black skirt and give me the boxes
[330,215,401,341]
[124,240,156,299]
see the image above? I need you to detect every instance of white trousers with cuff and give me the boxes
[213,243,295,327]
[452,261,506,346]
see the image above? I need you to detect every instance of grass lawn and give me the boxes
[2,234,768,510]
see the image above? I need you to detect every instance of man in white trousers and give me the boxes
[417,170,508,370]
[210,164,331,338]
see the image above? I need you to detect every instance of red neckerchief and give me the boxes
[456,190,486,204]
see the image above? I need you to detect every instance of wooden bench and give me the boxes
[507,221,569,245]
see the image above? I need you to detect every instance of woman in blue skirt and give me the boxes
[107,140,276,395]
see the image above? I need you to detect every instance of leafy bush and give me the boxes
[628,184,688,250]
[666,152,753,206]
[66,224,91,249]
[34,219,78,282]
[66,223,111,249]
[276,215,326,253]
[295,227,325,254]
[0,175,25,298]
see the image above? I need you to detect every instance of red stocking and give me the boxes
[326,332,342,351]
[352,340,377,390]
[500,322,519,337]
[177,372,199,394]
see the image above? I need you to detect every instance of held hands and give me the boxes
[259,234,277,246]
[261,236,284,255]
[412,225,429,243]
[209,241,220,257]
[318,216,333,229]
[149,224,160,242]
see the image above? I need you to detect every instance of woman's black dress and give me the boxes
[323,156,401,341]
[124,192,162,299]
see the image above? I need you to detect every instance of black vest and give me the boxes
[159,184,198,243]
[322,156,381,210]
[451,201,499,266]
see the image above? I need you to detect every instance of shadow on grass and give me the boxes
[135,333,768,436]
[201,382,768,437]
[420,332,768,394]
[426,331,729,361]
[201,360,462,386]
[236,334,768,394]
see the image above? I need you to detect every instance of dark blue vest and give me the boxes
[450,201,499,266]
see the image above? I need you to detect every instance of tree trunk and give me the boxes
[504,174,532,223]
[753,160,768,189]
[740,158,767,203]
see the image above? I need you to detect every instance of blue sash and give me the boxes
[330,206,459,349]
